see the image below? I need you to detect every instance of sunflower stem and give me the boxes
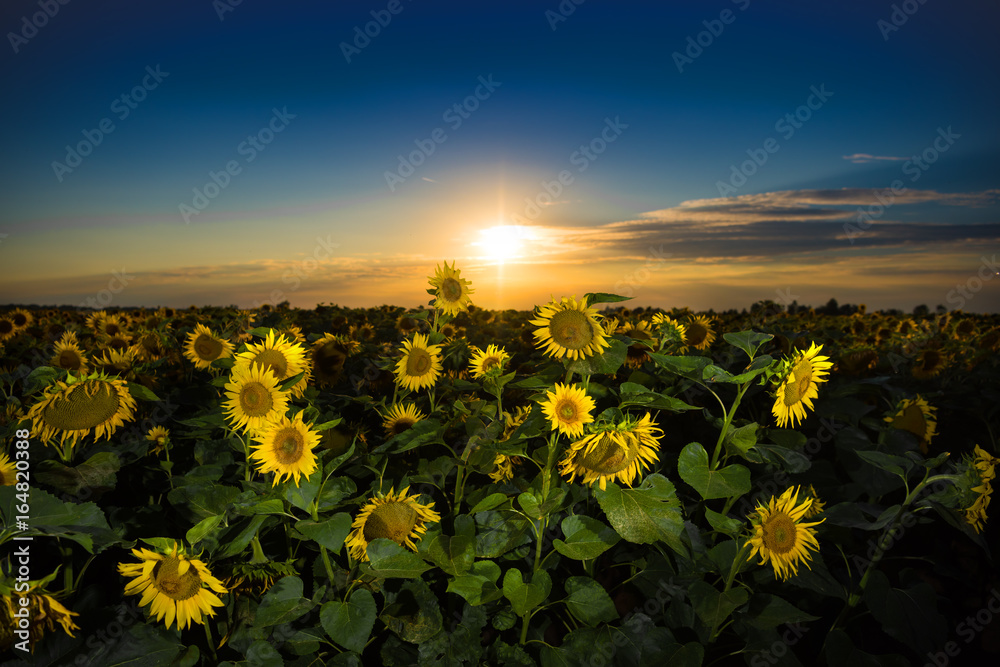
[710,384,748,470]
[203,621,218,661]
[454,463,466,514]
[709,540,751,642]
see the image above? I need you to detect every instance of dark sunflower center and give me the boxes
[108,337,129,351]
[920,351,940,370]
[104,323,121,336]
[58,349,83,370]
[43,382,120,431]
[783,359,814,405]
[440,278,463,302]
[314,342,347,376]
[398,317,416,331]
[390,417,416,435]
[240,381,273,417]
[0,320,12,334]
[152,557,203,601]
[577,433,634,474]
[13,313,28,327]
[762,513,797,554]
[481,355,501,372]
[557,399,578,422]
[549,310,593,350]
[363,501,418,544]
[894,405,926,439]
[194,333,223,360]
[686,322,708,346]
[253,349,289,379]
[273,426,304,464]
[406,348,432,376]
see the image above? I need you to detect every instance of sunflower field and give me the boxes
[1,263,998,666]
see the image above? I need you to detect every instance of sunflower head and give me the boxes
[249,411,320,487]
[469,344,510,379]
[0,452,17,486]
[222,364,289,435]
[539,383,595,438]
[885,395,938,454]
[117,541,227,630]
[559,413,662,490]
[0,579,80,653]
[50,337,89,374]
[346,487,441,562]
[620,321,657,369]
[183,324,234,370]
[28,371,138,448]
[530,295,611,361]
[651,313,688,350]
[683,315,716,351]
[771,342,833,428]
[962,445,999,534]
[236,330,311,398]
[489,453,520,483]
[312,334,352,386]
[912,348,947,379]
[428,261,475,316]
[382,403,426,436]
[393,333,443,392]
[146,426,171,457]
[746,486,825,581]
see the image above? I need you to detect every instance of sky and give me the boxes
[1,0,999,313]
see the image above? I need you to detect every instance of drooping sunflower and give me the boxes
[117,541,227,630]
[382,403,426,437]
[530,295,610,361]
[746,486,825,581]
[912,348,947,379]
[235,330,311,398]
[50,337,89,374]
[502,405,532,441]
[311,334,351,386]
[0,578,79,653]
[428,261,475,316]
[964,445,999,534]
[539,383,595,438]
[146,426,170,457]
[620,321,658,369]
[468,344,510,379]
[683,315,716,351]
[222,364,289,435]
[559,413,662,490]
[802,484,826,519]
[28,372,138,447]
[0,452,16,486]
[489,454,519,483]
[183,324,233,370]
[651,312,688,350]
[92,347,138,380]
[345,487,441,562]
[885,395,938,454]
[771,342,834,428]
[249,411,320,487]
[393,333,443,391]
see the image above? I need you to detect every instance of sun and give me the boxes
[476,225,531,263]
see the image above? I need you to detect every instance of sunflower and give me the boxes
[837,347,878,376]
[92,347,138,380]
[0,579,79,653]
[559,413,662,490]
[912,348,947,379]
[428,261,475,315]
[28,372,138,448]
[539,383,595,438]
[0,317,16,343]
[146,425,170,457]
[393,333,443,391]
[964,445,998,534]
[97,313,128,339]
[249,411,320,487]
[133,331,167,362]
[9,308,33,331]
[117,541,227,630]
[311,334,351,386]
[396,314,420,335]
[382,403,426,437]
[224,559,297,599]
[651,313,688,349]
[802,485,826,518]
[346,487,441,562]
[350,323,376,341]
[746,486,825,581]
[0,452,16,486]
[50,337,88,374]
[771,342,833,428]
[620,321,657,369]
[489,454,519,483]
[182,324,233,370]
[222,364,289,435]
[468,344,510,379]
[885,396,938,454]
[530,295,611,361]
[683,315,716,351]
[236,330,311,398]
[602,317,620,336]
[502,405,532,441]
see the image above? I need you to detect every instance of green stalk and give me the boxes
[710,383,748,470]
[709,540,751,642]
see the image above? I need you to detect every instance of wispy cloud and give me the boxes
[842,153,909,164]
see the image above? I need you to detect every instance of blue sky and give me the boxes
[1,0,998,311]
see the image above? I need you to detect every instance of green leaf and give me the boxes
[255,576,314,627]
[296,513,352,553]
[277,370,305,392]
[564,576,618,626]
[593,474,686,556]
[0,486,118,554]
[704,508,743,537]
[618,382,699,412]
[565,338,628,376]
[517,491,542,519]
[723,331,773,359]
[502,568,552,617]
[647,353,711,382]
[216,514,268,558]
[743,593,820,629]
[689,580,749,629]
[469,492,508,514]
[446,560,504,606]
[552,515,620,560]
[365,538,432,578]
[321,589,377,653]
[186,514,224,545]
[865,570,947,656]
[677,442,751,500]
[23,366,63,396]
[97,621,188,666]
[725,422,758,458]
[245,639,284,667]
[381,578,443,644]
[474,509,530,558]
[284,466,321,511]
[855,450,914,478]
[583,292,633,306]
[126,381,161,402]
[34,451,121,496]
[427,521,476,576]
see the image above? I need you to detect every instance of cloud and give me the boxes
[842,153,908,164]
